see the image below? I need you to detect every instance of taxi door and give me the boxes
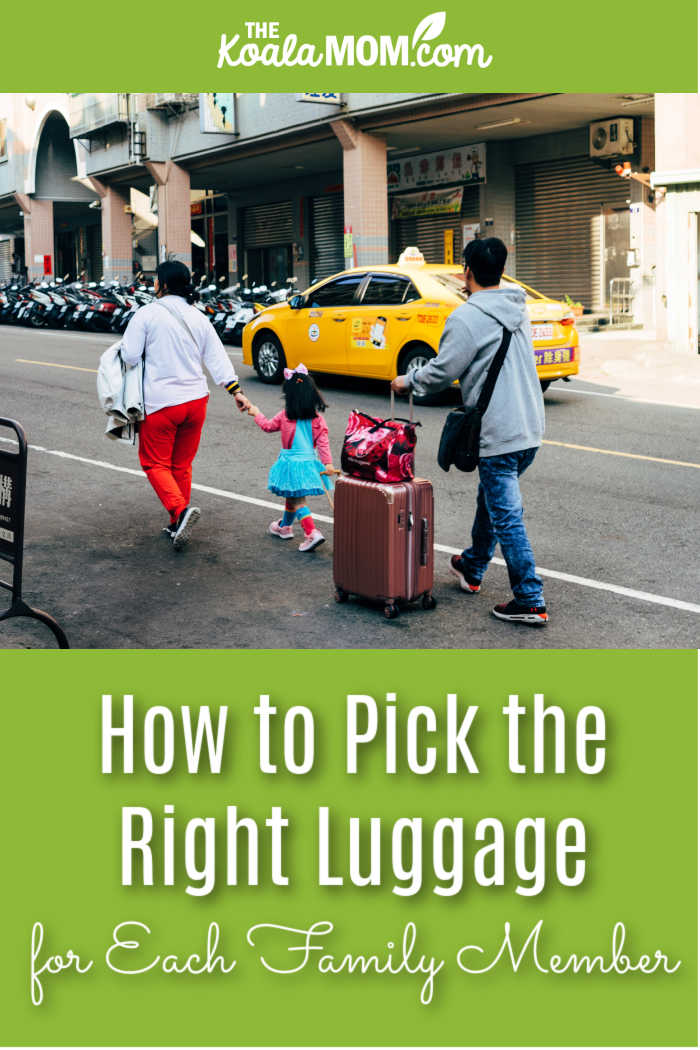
[345,273,421,379]
[296,272,366,372]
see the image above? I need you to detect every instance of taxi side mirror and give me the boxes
[288,294,305,310]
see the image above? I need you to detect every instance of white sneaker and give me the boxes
[171,506,201,550]
[298,529,325,552]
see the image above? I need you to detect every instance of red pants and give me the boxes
[138,396,208,521]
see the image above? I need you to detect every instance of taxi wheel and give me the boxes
[401,344,437,405]
[540,380,551,392]
[254,333,286,384]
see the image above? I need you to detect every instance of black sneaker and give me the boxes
[449,554,481,593]
[162,522,177,537]
[171,506,201,551]
[492,599,548,626]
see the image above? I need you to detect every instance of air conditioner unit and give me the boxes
[589,118,635,158]
[148,93,198,111]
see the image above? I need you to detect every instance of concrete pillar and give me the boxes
[101,186,133,283]
[146,161,191,269]
[653,93,700,350]
[331,120,388,267]
[15,195,54,281]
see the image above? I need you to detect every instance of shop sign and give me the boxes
[391,187,464,220]
[388,143,486,192]
[297,93,341,104]
[199,93,236,134]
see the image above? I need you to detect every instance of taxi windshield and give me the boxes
[429,270,546,302]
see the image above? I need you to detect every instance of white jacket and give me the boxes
[120,295,238,414]
[97,342,145,443]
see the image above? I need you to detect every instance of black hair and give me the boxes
[156,260,197,304]
[462,237,507,287]
[282,371,328,420]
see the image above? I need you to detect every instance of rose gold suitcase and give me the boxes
[333,475,436,619]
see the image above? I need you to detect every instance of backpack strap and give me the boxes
[153,297,201,352]
[475,327,512,416]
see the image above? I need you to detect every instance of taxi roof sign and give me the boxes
[397,246,426,265]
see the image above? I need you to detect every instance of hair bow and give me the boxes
[284,363,309,380]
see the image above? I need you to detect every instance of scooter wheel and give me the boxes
[384,603,399,620]
[335,587,348,604]
[421,593,437,610]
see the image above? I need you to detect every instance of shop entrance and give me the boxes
[245,244,293,288]
[602,206,631,306]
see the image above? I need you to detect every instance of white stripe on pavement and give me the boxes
[551,384,700,412]
[2,434,699,616]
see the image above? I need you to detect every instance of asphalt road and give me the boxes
[0,325,698,649]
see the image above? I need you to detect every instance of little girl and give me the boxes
[247,365,335,552]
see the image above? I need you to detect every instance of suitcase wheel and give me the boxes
[335,587,349,604]
[422,592,437,611]
[384,602,400,620]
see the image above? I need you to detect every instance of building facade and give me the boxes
[0,91,697,351]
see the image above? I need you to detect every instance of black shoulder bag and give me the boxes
[437,326,512,473]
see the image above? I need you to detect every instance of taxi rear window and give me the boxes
[362,274,420,306]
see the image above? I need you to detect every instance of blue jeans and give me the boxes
[460,448,544,605]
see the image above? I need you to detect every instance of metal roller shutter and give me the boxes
[243,200,294,248]
[391,185,480,263]
[515,156,630,310]
[0,239,10,281]
[311,194,344,281]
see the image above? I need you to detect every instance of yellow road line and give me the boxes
[543,438,700,469]
[16,358,98,374]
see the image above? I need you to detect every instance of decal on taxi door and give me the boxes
[351,315,388,350]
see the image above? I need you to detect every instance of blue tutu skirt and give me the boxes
[268,449,326,497]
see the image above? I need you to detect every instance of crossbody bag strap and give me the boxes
[475,327,512,416]
[153,297,201,353]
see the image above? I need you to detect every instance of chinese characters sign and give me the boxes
[388,143,486,193]
[391,187,464,219]
[0,454,18,559]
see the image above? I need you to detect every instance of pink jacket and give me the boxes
[254,410,332,465]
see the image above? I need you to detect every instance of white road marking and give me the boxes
[1,327,114,341]
[550,384,700,412]
[1,434,699,616]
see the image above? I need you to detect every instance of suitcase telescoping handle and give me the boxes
[390,385,414,424]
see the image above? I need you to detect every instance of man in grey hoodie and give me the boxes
[392,238,548,626]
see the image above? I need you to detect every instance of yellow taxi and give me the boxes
[242,248,579,396]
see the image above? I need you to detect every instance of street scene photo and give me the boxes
[0,91,698,649]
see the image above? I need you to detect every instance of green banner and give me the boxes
[0,649,696,1046]
[0,1,696,89]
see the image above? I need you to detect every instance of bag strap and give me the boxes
[390,386,413,423]
[475,327,512,416]
[153,297,201,353]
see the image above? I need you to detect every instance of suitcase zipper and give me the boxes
[405,483,414,597]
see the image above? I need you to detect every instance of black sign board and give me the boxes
[0,418,69,648]
[0,446,21,563]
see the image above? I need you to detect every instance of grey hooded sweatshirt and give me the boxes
[409,285,545,458]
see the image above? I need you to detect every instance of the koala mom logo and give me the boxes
[217,12,494,69]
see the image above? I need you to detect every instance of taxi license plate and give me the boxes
[531,323,554,341]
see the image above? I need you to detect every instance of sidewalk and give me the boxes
[577,329,700,409]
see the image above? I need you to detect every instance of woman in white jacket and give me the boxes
[121,260,248,549]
